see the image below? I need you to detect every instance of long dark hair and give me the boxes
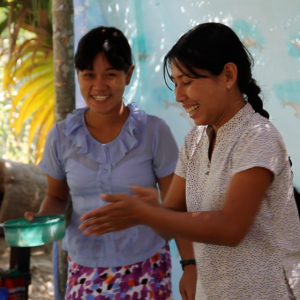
[163,22,269,119]
[75,26,133,73]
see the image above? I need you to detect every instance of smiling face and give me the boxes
[77,52,134,115]
[171,61,231,127]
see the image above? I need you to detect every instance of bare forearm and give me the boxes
[176,238,195,259]
[139,206,241,247]
[38,195,70,216]
[152,228,173,241]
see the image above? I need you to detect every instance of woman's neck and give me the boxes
[85,103,130,143]
[212,93,246,134]
[88,103,129,128]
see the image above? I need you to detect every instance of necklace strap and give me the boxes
[86,106,128,143]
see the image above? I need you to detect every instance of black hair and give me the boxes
[163,22,269,119]
[75,26,133,73]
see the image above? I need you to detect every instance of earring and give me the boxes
[227,85,231,89]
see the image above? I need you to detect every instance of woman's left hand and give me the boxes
[78,187,158,236]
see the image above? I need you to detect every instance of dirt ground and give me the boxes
[0,237,54,300]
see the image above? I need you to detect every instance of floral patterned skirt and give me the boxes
[65,243,173,300]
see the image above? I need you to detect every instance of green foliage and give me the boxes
[0,0,55,164]
[0,34,36,163]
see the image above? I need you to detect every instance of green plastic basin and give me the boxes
[3,215,66,247]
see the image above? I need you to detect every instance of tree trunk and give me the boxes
[52,0,75,299]
[0,158,47,224]
[52,0,75,122]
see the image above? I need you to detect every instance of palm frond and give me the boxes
[28,99,54,146]
[0,0,59,164]
[35,105,55,164]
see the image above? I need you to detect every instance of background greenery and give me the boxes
[0,0,54,164]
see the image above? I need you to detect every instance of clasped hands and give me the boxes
[78,186,159,236]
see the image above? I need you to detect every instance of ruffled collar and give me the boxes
[63,103,147,165]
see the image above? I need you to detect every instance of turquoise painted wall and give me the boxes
[74,1,300,298]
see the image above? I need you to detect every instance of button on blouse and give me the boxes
[39,103,179,268]
[176,103,300,299]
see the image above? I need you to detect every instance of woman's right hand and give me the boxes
[79,187,160,236]
[24,212,39,221]
[130,186,160,206]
